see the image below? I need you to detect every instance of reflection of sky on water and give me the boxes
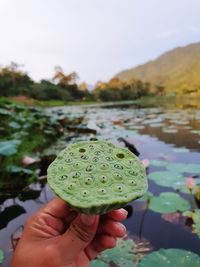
[0,105,200,266]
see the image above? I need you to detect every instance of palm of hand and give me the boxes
[11,198,127,267]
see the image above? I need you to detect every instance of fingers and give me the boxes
[59,214,99,260]
[106,208,128,221]
[101,220,126,238]
[85,234,116,260]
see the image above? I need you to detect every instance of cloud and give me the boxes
[156,30,176,39]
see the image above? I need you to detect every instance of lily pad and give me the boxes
[148,171,185,189]
[150,160,168,167]
[149,192,190,214]
[0,249,4,264]
[0,139,21,156]
[139,248,200,267]
[183,209,200,238]
[173,147,189,153]
[91,238,137,267]
[47,140,147,214]
[167,163,200,175]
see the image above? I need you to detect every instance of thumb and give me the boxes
[60,213,99,259]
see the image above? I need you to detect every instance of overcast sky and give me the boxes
[0,0,200,84]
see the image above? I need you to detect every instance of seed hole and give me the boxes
[79,148,86,153]
[114,164,123,170]
[117,153,125,159]
[59,175,68,180]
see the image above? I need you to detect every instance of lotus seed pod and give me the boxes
[47,140,148,214]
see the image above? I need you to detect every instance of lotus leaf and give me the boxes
[0,249,4,264]
[148,171,185,189]
[0,139,21,156]
[139,248,200,267]
[47,140,147,214]
[150,160,167,167]
[173,147,189,153]
[167,163,200,174]
[90,238,137,267]
[149,192,190,214]
[183,209,200,238]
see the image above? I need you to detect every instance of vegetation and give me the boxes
[0,63,153,103]
[115,42,200,94]
[0,63,90,101]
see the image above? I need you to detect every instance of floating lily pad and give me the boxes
[148,171,185,189]
[162,128,178,133]
[0,139,21,156]
[139,248,200,267]
[190,130,200,135]
[167,163,200,174]
[149,192,190,214]
[0,249,4,264]
[9,121,21,129]
[150,160,168,167]
[47,140,147,214]
[183,209,200,238]
[91,238,137,267]
[173,147,189,153]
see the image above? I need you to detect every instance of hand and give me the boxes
[11,198,127,267]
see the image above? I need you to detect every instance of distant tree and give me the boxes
[0,62,33,96]
[156,84,165,96]
[52,66,84,100]
[53,66,79,86]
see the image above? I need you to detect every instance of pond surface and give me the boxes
[0,103,200,266]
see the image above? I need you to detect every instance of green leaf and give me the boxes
[6,165,33,174]
[0,249,4,264]
[90,260,108,267]
[148,171,185,189]
[139,248,200,267]
[0,139,21,156]
[9,121,21,129]
[167,163,200,174]
[90,238,137,267]
[173,147,189,153]
[150,159,168,167]
[183,209,200,238]
[149,192,190,214]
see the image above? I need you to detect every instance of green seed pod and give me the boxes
[47,140,148,214]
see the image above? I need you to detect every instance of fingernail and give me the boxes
[80,214,96,226]
[119,223,126,232]
[122,209,128,218]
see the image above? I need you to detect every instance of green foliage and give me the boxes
[139,248,200,267]
[0,249,4,264]
[90,238,137,267]
[115,42,200,94]
[148,171,185,190]
[149,192,190,213]
[0,140,21,156]
[0,63,87,101]
[183,210,200,238]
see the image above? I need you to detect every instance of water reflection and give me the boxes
[0,104,200,266]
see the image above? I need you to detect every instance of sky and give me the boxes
[0,0,200,84]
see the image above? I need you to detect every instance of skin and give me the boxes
[11,198,127,267]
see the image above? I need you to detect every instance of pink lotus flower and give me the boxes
[185,176,196,190]
[142,158,150,168]
[21,156,36,166]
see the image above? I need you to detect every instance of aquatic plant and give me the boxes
[47,140,147,214]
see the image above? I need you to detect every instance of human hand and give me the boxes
[11,198,127,267]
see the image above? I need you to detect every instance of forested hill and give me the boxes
[115,42,200,93]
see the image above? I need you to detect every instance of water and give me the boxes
[0,103,200,266]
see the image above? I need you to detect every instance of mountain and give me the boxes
[115,42,200,93]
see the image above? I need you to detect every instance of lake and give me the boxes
[0,102,200,266]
